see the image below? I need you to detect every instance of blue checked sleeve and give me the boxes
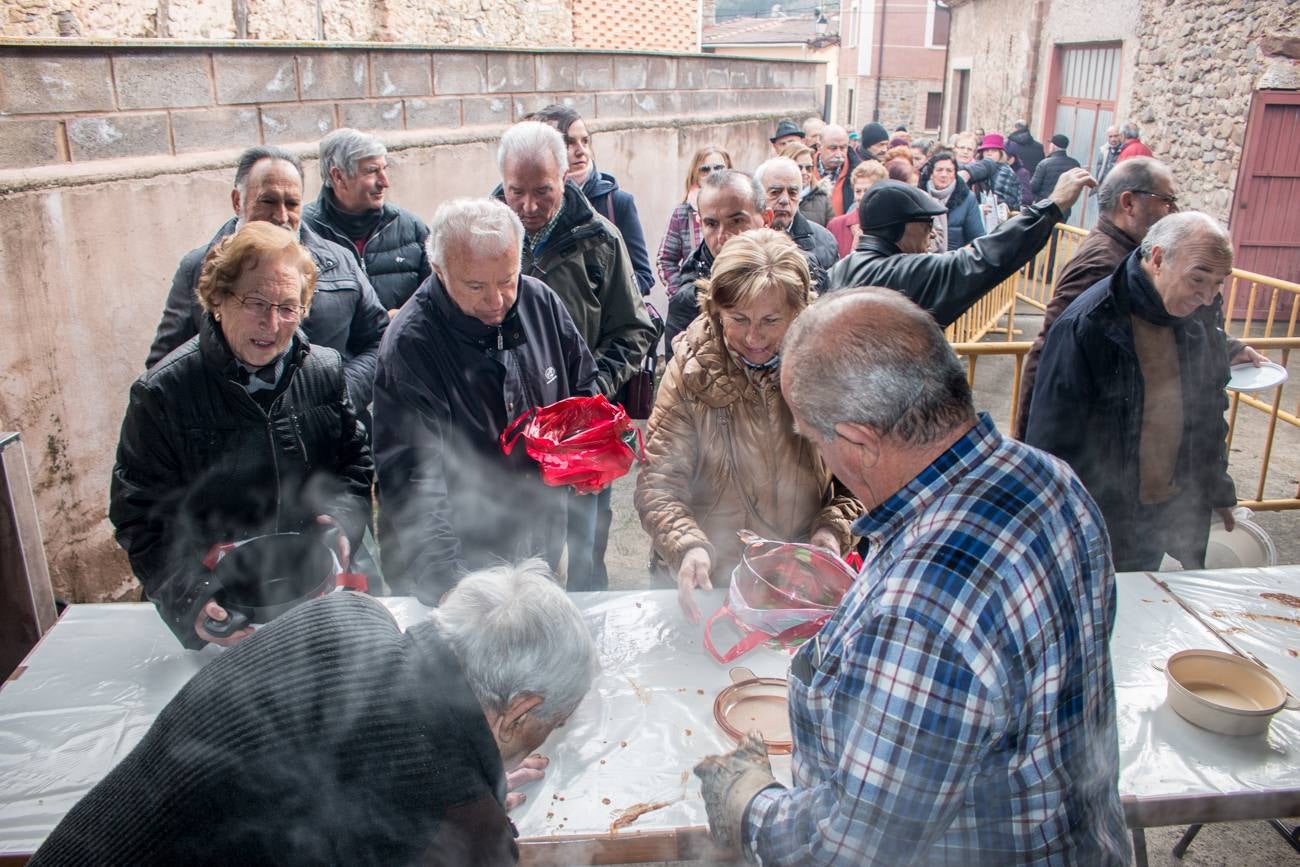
[744,613,1006,866]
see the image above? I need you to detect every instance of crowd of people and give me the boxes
[38,105,1261,865]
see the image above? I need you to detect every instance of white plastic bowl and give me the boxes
[1165,649,1293,736]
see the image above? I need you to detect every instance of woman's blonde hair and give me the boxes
[851,159,887,187]
[196,222,317,314]
[684,144,733,201]
[780,142,815,166]
[699,229,811,320]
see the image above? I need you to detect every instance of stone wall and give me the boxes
[0,46,821,604]
[0,43,816,170]
[944,0,1034,134]
[1129,0,1299,222]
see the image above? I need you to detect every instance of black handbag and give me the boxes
[623,302,663,420]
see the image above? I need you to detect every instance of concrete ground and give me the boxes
[596,303,1300,866]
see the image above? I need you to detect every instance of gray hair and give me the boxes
[429,558,597,723]
[1121,122,1140,141]
[783,287,974,445]
[318,128,387,187]
[425,198,524,272]
[754,156,800,190]
[1096,157,1169,215]
[1138,211,1233,266]
[497,121,566,176]
[701,168,765,214]
[233,146,304,196]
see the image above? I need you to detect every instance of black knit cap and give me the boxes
[860,122,890,148]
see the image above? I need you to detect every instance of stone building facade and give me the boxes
[4,0,695,51]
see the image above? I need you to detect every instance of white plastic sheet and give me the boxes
[3,572,1300,857]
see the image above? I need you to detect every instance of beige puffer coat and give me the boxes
[634,314,861,579]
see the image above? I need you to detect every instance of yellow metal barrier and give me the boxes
[945,223,1300,511]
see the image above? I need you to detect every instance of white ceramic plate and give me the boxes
[1227,360,1288,393]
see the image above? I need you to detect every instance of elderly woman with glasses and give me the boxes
[636,229,860,621]
[110,221,373,650]
[656,144,733,295]
[780,142,832,228]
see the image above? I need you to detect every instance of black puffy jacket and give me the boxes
[111,317,373,649]
[373,274,599,603]
[827,199,1062,327]
[147,219,388,411]
[303,190,432,312]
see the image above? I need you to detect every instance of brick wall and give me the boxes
[571,0,698,53]
[0,43,821,170]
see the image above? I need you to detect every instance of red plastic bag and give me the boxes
[500,395,645,494]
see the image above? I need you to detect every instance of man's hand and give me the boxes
[505,754,548,811]
[677,547,713,623]
[809,528,841,557]
[1048,167,1097,212]
[316,514,350,567]
[1216,506,1237,533]
[693,732,778,852]
[194,600,255,647]
[1231,345,1267,367]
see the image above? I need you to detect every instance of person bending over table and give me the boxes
[28,559,596,867]
[110,222,373,650]
[634,229,860,622]
[694,288,1129,866]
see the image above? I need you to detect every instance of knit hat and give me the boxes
[770,119,804,143]
[1051,133,1070,148]
[860,122,890,148]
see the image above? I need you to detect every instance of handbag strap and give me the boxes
[499,406,538,455]
[703,605,830,663]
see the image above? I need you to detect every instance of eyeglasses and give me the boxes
[1133,190,1179,209]
[797,163,815,172]
[697,163,728,175]
[230,294,305,322]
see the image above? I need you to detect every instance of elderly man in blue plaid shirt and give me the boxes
[694,287,1130,866]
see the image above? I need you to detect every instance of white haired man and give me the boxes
[303,128,432,314]
[30,559,598,866]
[754,156,838,278]
[694,287,1128,866]
[1027,212,1238,571]
[147,145,388,412]
[493,121,655,592]
[372,199,599,605]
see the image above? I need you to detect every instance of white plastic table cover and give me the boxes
[2,573,1300,858]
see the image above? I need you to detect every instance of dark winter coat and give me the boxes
[493,180,655,399]
[30,592,516,867]
[827,200,1063,327]
[303,189,432,312]
[1008,128,1046,174]
[917,164,986,251]
[372,274,599,604]
[964,158,1024,209]
[147,219,389,411]
[111,317,374,649]
[1031,150,1083,217]
[581,167,656,295]
[798,180,833,227]
[1024,252,1236,566]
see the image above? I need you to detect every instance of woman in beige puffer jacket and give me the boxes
[635,229,861,621]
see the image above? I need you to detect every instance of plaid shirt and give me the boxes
[744,414,1129,866]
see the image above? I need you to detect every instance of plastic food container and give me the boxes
[1164,649,1297,736]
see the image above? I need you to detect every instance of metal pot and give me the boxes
[202,532,341,637]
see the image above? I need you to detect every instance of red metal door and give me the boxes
[1231,91,1300,285]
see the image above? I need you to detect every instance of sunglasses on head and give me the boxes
[698,163,728,174]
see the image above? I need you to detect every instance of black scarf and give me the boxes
[317,186,384,242]
[1125,254,1181,327]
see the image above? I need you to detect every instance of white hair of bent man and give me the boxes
[318,127,388,187]
[781,287,975,446]
[426,198,524,272]
[1139,211,1234,319]
[429,557,597,727]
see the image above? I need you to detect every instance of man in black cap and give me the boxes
[1031,134,1083,219]
[770,118,805,155]
[859,122,890,162]
[827,168,1095,326]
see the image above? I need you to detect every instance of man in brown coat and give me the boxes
[1015,157,1258,437]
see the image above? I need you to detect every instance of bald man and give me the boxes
[694,287,1128,866]
[817,124,862,216]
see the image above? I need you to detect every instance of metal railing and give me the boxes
[945,224,1300,512]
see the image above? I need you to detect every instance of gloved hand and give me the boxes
[693,731,778,852]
